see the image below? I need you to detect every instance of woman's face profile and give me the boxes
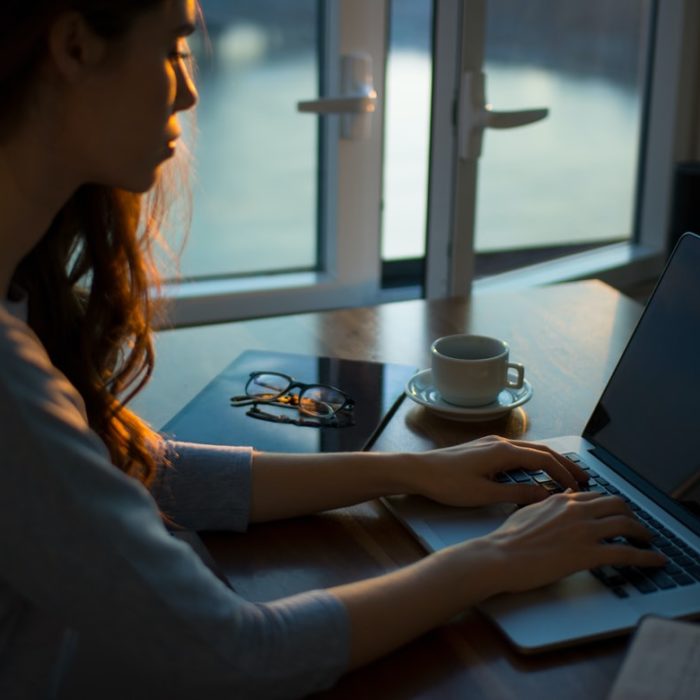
[65,0,198,193]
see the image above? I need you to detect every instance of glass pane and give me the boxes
[381,0,434,261]
[475,0,650,261]
[177,1,319,279]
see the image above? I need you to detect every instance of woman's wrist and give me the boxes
[358,450,417,496]
[435,536,511,604]
[374,450,428,497]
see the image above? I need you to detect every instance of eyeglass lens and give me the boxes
[247,373,290,401]
[247,373,348,418]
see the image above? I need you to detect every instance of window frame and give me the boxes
[161,0,388,327]
[426,0,700,298]
[163,0,700,328]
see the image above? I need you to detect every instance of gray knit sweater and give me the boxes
[0,300,348,699]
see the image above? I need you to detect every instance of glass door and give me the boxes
[474,0,652,275]
[426,0,657,297]
[167,0,388,325]
[182,0,321,279]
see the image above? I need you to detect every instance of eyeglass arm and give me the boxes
[230,395,300,408]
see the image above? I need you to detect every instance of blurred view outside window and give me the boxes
[476,0,651,269]
[179,0,319,279]
[383,0,650,268]
[381,0,433,262]
[178,1,651,281]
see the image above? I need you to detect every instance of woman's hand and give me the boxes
[334,489,666,670]
[250,435,586,521]
[408,435,589,508]
[484,490,667,593]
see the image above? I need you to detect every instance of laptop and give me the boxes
[384,232,700,653]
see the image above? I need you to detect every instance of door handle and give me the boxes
[297,52,377,140]
[297,95,376,115]
[459,71,549,160]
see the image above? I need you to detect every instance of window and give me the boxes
[474,0,650,272]
[164,0,388,326]
[381,0,433,268]
[165,0,699,325]
[182,1,320,279]
[426,0,697,297]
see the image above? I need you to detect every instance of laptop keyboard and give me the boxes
[495,452,700,597]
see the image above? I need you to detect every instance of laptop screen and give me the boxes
[584,233,700,528]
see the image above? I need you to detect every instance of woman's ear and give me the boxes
[46,11,107,83]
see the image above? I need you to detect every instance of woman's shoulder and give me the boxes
[0,302,56,379]
[0,303,88,421]
[0,302,47,370]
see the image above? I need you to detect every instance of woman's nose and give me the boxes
[175,64,198,112]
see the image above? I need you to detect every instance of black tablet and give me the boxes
[161,349,416,453]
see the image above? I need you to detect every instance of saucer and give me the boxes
[405,369,533,422]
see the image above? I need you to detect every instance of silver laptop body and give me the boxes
[385,233,700,653]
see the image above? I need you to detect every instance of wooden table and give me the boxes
[132,281,643,699]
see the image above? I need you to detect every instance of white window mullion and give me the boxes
[331,0,387,302]
[424,0,460,299]
[426,0,487,299]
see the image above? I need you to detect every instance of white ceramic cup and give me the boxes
[430,334,525,407]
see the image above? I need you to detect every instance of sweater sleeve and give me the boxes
[0,310,350,698]
[150,441,253,532]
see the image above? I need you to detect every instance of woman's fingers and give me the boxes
[484,483,624,508]
[484,479,625,509]
[481,481,549,505]
[488,490,669,592]
[465,435,588,490]
[588,513,654,543]
[575,491,637,514]
[564,489,606,501]
[542,494,664,566]
[502,445,582,491]
[598,542,667,568]
[508,440,589,483]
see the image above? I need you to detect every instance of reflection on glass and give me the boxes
[161,349,416,455]
[176,0,319,279]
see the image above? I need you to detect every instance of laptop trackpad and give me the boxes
[383,495,517,551]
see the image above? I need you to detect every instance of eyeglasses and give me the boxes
[230,371,355,427]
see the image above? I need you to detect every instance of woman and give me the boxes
[0,1,665,698]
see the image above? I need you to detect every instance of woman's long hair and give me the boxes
[5,1,192,486]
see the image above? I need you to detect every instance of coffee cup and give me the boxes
[430,334,525,407]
